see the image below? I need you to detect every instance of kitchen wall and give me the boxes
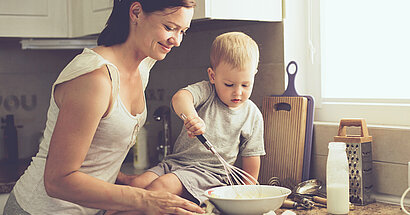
[311,122,410,201]
[0,20,285,163]
[1,17,407,204]
[0,38,81,159]
[143,20,285,165]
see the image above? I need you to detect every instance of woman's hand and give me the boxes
[182,115,206,138]
[107,190,205,215]
[141,190,204,215]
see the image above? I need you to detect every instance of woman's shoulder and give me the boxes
[55,48,110,85]
[68,48,109,70]
[54,66,112,114]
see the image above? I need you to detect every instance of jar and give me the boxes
[327,142,349,214]
[133,126,149,169]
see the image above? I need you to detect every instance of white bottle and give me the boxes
[133,126,149,169]
[326,142,349,214]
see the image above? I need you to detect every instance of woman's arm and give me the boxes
[241,156,261,185]
[44,67,142,211]
[44,68,203,214]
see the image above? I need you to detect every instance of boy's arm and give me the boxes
[172,89,197,119]
[241,156,261,185]
[172,89,206,137]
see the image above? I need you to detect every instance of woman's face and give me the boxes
[132,6,194,60]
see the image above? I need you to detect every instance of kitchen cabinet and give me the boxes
[0,0,69,37]
[193,0,282,22]
[70,0,113,37]
[0,0,281,38]
[0,0,112,38]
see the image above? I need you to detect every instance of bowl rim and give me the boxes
[204,185,292,201]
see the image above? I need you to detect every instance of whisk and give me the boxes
[180,114,260,188]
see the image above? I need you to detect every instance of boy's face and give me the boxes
[208,61,256,109]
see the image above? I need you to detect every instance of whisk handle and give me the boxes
[179,113,217,154]
[197,134,217,154]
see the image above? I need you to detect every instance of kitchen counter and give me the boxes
[275,201,405,215]
[197,199,407,215]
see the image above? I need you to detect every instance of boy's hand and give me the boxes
[183,115,206,138]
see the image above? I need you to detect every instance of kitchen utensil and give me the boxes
[179,114,259,188]
[270,177,327,208]
[334,118,375,205]
[293,179,327,206]
[259,61,314,185]
[281,62,315,181]
[204,185,291,215]
[295,179,326,198]
[401,186,410,214]
[294,179,327,207]
[291,179,327,207]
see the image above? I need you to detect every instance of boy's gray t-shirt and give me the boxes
[165,80,265,176]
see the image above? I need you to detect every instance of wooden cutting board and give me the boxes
[258,90,308,185]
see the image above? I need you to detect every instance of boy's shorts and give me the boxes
[147,161,227,205]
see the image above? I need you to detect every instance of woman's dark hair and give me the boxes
[97,0,196,46]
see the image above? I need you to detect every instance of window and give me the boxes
[311,0,410,126]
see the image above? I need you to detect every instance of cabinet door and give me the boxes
[73,0,113,37]
[0,0,68,37]
[193,0,282,22]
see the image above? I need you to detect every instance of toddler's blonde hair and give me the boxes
[210,32,259,72]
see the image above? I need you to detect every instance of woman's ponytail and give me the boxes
[97,0,132,46]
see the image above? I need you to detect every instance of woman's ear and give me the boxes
[207,67,216,84]
[129,1,142,24]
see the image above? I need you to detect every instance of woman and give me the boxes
[4,0,204,214]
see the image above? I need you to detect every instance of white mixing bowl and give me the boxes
[204,185,291,215]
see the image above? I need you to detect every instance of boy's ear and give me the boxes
[207,67,216,84]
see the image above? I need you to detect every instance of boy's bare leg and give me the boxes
[106,174,194,215]
[128,171,159,188]
[146,173,190,199]
[105,172,160,214]
[116,171,159,188]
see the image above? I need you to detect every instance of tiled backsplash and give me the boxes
[0,39,81,159]
[311,121,410,197]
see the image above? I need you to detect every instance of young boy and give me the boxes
[125,32,265,205]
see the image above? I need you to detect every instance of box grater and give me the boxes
[334,118,375,205]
